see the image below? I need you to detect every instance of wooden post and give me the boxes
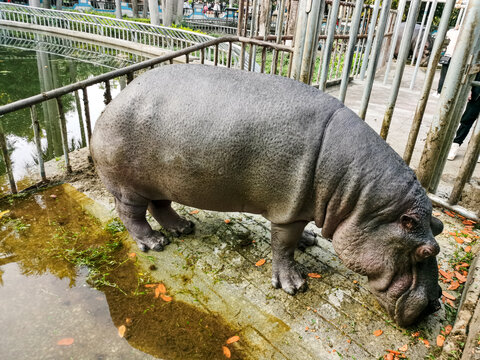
[0,121,17,194]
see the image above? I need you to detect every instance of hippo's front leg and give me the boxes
[271,221,309,295]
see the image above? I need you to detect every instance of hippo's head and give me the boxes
[331,191,443,327]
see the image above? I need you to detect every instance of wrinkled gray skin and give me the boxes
[394,22,434,67]
[91,64,443,327]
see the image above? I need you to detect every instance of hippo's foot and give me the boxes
[136,231,170,252]
[297,230,318,251]
[272,262,307,295]
[148,200,195,236]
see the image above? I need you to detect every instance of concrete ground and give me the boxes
[7,63,480,359]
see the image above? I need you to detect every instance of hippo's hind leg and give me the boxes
[148,200,195,236]
[115,195,169,252]
[271,221,309,295]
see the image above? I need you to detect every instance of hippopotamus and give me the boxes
[91,64,443,327]
[394,22,433,66]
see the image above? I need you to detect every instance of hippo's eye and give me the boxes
[401,214,418,231]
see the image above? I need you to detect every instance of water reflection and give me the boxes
[0,44,122,191]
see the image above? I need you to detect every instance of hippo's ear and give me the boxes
[401,214,419,231]
[431,217,444,236]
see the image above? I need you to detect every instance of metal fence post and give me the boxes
[359,0,381,81]
[403,0,455,165]
[379,0,422,140]
[358,0,393,120]
[416,0,480,190]
[0,120,17,194]
[339,0,364,102]
[291,0,309,80]
[56,97,72,174]
[382,0,406,85]
[30,105,47,181]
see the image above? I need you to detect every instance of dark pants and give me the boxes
[453,96,480,145]
[437,63,449,94]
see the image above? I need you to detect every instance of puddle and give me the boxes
[0,184,246,360]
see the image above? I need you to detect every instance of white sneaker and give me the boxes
[447,143,460,161]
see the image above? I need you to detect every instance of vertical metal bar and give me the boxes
[228,42,233,68]
[261,47,267,73]
[30,105,46,181]
[410,0,430,66]
[403,0,455,165]
[82,87,92,142]
[271,0,286,74]
[56,97,72,174]
[359,0,381,80]
[382,0,407,84]
[201,48,205,64]
[0,120,17,194]
[339,0,365,102]
[104,80,112,105]
[358,0,393,119]
[379,0,422,139]
[318,0,341,90]
[290,0,310,80]
[416,0,480,190]
[214,44,219,66]
[240,42,246,70]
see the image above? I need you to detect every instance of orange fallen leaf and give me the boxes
[436,335,445,347]
[189,209,200,215]
[398,344,408,352]
[353,280,358,284]
[226,335,240,344]
[442,291,456,300]
[373,329,383,336]
[386,349,401,355]
[160,294,173,302]
[315,335,320,339]
[347,339,351,344]
[224,219,231,224]
[118,325,126,337]
[454,271,467,283]
[305,326,309,331]
[444,324,453,335]
[145,283,157,288]
[444,211,455,217]
[422,339,430,348]
[255,258,266,267]
[455,262,470,270]
[433,212,442,216]
[447,281,460,290]
[449,232,457,236]
[128,252,136,258]
[463,220,475,225]
[464,246,471,253]
[385,353,394,360]
[454,237,464,244]
[57,338,74,346]
[307,273,322,278]
[126,318,132,325]
[412,332,420,338]
[156,283,167,294]
[439,269,453,279]
[222,345,231,358]
[446,299,455,307]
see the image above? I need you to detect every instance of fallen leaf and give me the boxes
[464,246,472,253]
[255,258,266,267]
[444,324,453,335]
[189,209,200,215]
[154,286,161,298]
[118,325,126,337]
[224,219,231,224]
[398,344,408,352]
[353,280,358,284]
[439,269,453,279]
[442,291,456,300]
[387,349,401,355]
[449,232,457,236]
[305,326,309,331]
[373,329,383,336]
[57,338,74,346]
[446,299,455,307]
[226,335,240,344]
[307,273,322,278]
[455,262,470,270]
[50,194,57,199]
[463,220,475,226]
[422,339,430,348]
[436,335,445,347]
[444,211,455,217]
[433,212,442,216]
[347,339,351,344]
[315,335,320,339]
[0,210,10,219]
[411,332,420,338]
[160,294,173,302]
[145,283,157,288]
[385,353,394,360]
[128,252,136,258]
[454,271,467,283]
[156,283,167,294]
[222,345,231,358]
[125,318,132,325]
[447,281,460,290]
[454,237,464,244]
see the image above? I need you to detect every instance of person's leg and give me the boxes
[437,64,449,94]
[453,97,480,145]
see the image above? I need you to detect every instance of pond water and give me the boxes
[0,36,126,193]
[0,184,245,360]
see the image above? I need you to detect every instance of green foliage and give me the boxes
[105,218,126,234]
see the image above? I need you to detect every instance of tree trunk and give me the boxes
[162,0,175,27]
[56,0,62,10]
[176,0,183,25]
[29,0,41,7]
[143,0,149,18]
[149,0,160,25]
[43,0,51,8]
[115,0,123,19]
[258,0,270,36]
[132,0,139,18]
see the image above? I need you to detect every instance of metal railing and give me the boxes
[0,2,244,68]
[0,26,148,69]
[0,35,293,194]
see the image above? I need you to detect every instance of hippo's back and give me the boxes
[91,65,344,223]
